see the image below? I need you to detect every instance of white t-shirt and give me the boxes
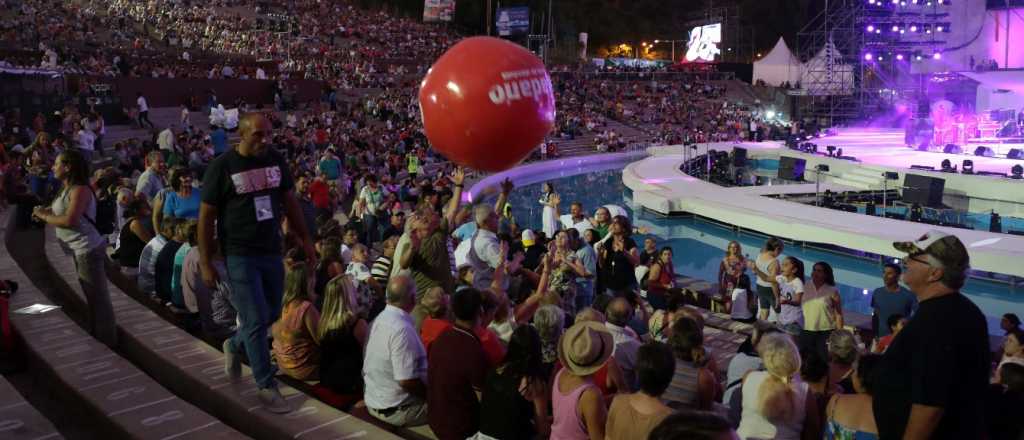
[775,275,804,326]
[77,129,96,151]
[737,371,808,440]
[559,214,594,236]
[137,96,148,112]
[731,288,754,320]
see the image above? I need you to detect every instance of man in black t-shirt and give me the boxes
[873,230,990,440]
[198,114,315,414]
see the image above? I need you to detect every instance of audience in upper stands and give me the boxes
[1,2,1016,439]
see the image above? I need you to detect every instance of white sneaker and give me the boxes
[258,387,292,414]
[223,339,241,381]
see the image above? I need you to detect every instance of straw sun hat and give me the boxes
[558,321,614,376]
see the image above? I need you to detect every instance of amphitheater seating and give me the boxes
[1,209,247,440]
[39,227,402,440]
[0,375,62,440]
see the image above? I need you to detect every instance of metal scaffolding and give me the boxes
[797,0,953,126]
[796,0,865,126]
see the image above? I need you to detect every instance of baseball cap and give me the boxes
[893,230,969,270]
[522,229,536,247]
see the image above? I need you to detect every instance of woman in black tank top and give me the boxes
[117,200,153,270]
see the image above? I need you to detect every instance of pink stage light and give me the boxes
[933,52,942,60]
[867,25,875,32]
[892,25,900,32]
[864,53,874,61]
[910,25,918,32]
[896,54,904,60]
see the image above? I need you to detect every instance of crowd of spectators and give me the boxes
[2,1,1023,439]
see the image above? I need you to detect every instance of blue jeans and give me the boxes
[362,213,379,247]
[226,254,284,389]
[575,279,594,312]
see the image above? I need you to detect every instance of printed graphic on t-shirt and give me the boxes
[230,166,282,195]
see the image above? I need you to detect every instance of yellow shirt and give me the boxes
[802,281,840,331]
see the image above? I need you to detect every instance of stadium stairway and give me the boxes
[0,371,63,439]
[2,208,248,440]
[34,225,406,440]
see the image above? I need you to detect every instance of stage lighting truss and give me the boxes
[862,0,949,64]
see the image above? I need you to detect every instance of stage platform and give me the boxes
[815,128,1023,174]
[624,143,1024,278]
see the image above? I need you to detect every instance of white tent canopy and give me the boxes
[753,37,802,87]
[800,39,855,95]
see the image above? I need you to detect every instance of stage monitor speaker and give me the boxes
[732,147,748,167]
[903,174,946,209]
[1009,149,1024,160]
[943,144,962,154]
[778,156,807,181]
[865,202,876,216]
[974,146,995,157]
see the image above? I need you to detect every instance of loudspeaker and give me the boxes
[903,174,946,208]
[778,156,807,181]
[732,147,748,167]
[1008,149,1024,160]
[974,146,995,157]
[865,201,876,216]
[944,144,962,154]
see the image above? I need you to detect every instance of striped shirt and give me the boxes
[371,256,392,284]
[663,358,701,409]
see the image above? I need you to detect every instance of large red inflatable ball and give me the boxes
[418,36,556,172]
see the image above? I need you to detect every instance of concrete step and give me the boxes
[830,177,875,190]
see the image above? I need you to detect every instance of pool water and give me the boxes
[501,159,1024,335]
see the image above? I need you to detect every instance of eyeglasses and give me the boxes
[904,254,932,268]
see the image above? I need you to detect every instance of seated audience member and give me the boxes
[647,291,686,343]
[724,322,782,423]
[605,341,676,439]
[872,314,906,353]
[475,289,507,367]
[996,328,1024,383]
[314,237,345,299]
[800,350,835,420]
[649,410,739,440]
[116,199,153,278]
[181,238,235,339]
[534,304,566,379]
[986,362,1024,440]
[827,329,859,393]
[363,275,429,427]
[345,243,376,314]
[138,216,171,296]
[737,333,820,440]
[1003,313,1022,336]
[605,297,642,392]
[170,221,197,309]
[476,325,551,439]
[271,263,321,380]
[574,308,630,401]
[428,288,490,440]
[153,217,185,304]
[163,167,200,219]
[824,354,881,439]
[416,287,450,345]
[664,316,720,410]
[551,321,612,440]
[727,274,757,324]
[318,276,369,403]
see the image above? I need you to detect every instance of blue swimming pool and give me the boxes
[500,159,1024,335]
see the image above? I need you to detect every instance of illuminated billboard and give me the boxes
[685,23,722,62]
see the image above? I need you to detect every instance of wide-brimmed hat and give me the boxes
[893,230,969,271]
[558,321,614,376]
